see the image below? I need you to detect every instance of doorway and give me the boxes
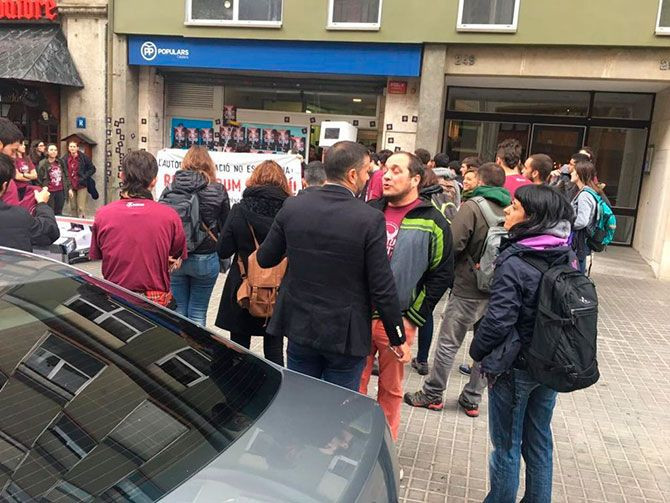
[529,124,586,166]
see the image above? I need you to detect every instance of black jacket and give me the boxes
[171,170,230,255]
[256,184,406,358]
[0,201,60,252]
[215,185,287,336]
[470,239,575,374]
[61,151,96,188]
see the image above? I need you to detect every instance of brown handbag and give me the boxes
[236,224,287,325]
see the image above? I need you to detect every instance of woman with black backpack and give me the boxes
[169,146,230,325]
[215,160,291,366]
[469,184,576,503]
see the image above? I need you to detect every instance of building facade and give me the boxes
[111,0,670,278]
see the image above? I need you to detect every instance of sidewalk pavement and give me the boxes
[77,247,670,502]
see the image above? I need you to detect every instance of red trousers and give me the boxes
[359,319,417,441]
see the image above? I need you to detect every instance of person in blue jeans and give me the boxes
[469,184,577,503]
[169,146,229,326]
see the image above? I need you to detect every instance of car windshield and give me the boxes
[0,250,282,501]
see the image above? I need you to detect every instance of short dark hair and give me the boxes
[324,141,369,182]
[414,148,431,165]
[304,160,326,187]
[0,153,14,189]
[527,154,554,183]
[433,153,450,168]
[509,184,575,240]
[390,151,425,180]
[570,152,591,164]
[378,149,393,165]
[0,118,23,147]
[477,162,506,187]
[121,150,158,199]
[447,160,461,172]
[496,143,521,169]
[462,156,482,169]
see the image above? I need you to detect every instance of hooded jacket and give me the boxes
[369,196,454,327]
[170,170,230,255]
[470,221,576,375]
[451,185,511,300]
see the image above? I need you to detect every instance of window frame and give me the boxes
[327,0,383,31]
[657,0,670,34]
[155,348,211,388]
[456,0,521,33]
[184,0,283,28]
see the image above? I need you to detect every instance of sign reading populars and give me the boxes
[0,0,58,20]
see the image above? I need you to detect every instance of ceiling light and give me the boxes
[352,98,362,103]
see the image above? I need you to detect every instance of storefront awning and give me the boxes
[0,25,83,87]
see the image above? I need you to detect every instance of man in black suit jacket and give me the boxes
[257,141,406,391]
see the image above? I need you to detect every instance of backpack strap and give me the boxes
[471,196,504,228]
[247,224,260,249]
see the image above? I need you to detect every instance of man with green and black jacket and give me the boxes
[404,162,511,418]
[359,151,454,441]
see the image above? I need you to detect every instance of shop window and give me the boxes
[107,401,187,462]
[657,0,670,34]
[187,0,282,27]
[457,0,520,32]
[592,93,654,121]
[447,87,590,117]
[328,0,382,30]
[155,348,211,387]
[21,334,105,397]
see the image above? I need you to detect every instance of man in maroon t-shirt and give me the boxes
[496,139,531,199]
[90,151,187,307]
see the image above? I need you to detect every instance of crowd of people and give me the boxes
[0,113,612,500]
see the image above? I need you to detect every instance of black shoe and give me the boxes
[458,363,472,376]
[411,358,430,376]
[403,390,444,411]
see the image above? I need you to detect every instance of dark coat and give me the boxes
[61,151,96,188]
[470,240,575,374]
[0,201,60,252]
[215,185,288,336]
[170,170,230,255]
[256,184,406,358]
[37,158,70,192]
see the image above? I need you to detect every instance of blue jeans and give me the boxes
[485,368,558,503]
[287,341,367,392]
[416,315,434,364]
[171,252,220,326]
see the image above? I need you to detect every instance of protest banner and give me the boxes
[156,149,303,205]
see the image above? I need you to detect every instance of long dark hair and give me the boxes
[120,151,158,200]
[574,161,603,195]
[509,184,575,240]
[29,139,45,164]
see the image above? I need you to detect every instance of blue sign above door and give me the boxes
[128,36,422,77]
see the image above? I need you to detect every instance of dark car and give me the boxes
[0,248,400,502]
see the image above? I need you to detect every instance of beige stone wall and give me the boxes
[381,78,420,154]
[138,68,165,156]
[634,89,670,279]
[59,1,108,216]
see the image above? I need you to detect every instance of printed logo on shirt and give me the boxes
[49,165,62,185]
[386,222,399,258]
[126,202,145,208]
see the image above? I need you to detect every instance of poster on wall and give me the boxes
[156,149,303,205]
[171,118,214,149]
[242,122,308,158]
[223,105,237,124]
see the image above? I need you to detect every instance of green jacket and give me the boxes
[369,197,454,326]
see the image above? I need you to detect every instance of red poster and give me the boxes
[388,81,408,95]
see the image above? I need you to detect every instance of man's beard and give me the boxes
[384,187,413,204]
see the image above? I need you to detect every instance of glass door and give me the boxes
[529,124,586,166]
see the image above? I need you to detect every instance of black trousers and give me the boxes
[230,332,284,367]
[47,190,65,215]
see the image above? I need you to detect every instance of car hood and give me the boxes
[162,369,390,503]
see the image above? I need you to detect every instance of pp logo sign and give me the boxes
[140,41,157,62]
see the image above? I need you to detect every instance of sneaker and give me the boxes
[403,390,444,411]
[411,358,430,376]
[458,363,471,376]
[458,396,480,417]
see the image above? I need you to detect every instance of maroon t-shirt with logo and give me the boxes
[14,157,34,190]
[47,161,64,192]
[89,198,188,293]
[384,199,422,259]
[67,154,80,189]
[504,174,532,199]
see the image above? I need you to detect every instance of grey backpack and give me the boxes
[467,196,507,293]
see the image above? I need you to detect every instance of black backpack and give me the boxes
[159,185,208,253]
[521,253,600,392]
